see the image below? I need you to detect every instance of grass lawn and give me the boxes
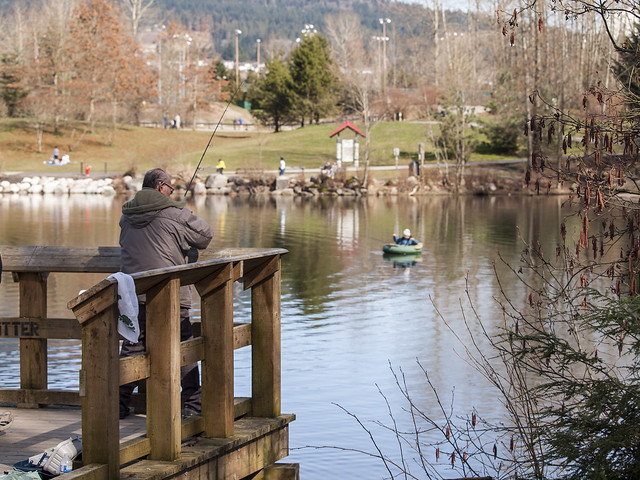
[0,117,522,177]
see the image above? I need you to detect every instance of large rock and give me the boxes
[193,182,207,195]
[275,176,290,190]
[205,174,228,189]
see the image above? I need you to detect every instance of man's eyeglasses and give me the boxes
[160,182,175,194]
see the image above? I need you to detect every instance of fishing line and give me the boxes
[184,80,246,197]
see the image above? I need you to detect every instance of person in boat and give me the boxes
[393,228,419,246]
[117,168,213,419]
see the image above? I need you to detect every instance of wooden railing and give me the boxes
[0,246,290,479]
[0,246,121,407]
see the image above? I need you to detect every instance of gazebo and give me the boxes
[329,121,365,168]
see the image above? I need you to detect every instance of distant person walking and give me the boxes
[216,159,226,174]
[52,146,60,161]
[279,157,286,176]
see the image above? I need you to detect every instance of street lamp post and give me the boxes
[235,29,242,89]
[379,18,390,92]
[182,34,192,100]
[156,24,166,107]
[256,38,261,78]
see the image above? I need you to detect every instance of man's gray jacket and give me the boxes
[119,188,213,307]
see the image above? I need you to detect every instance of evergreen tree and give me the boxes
[613,23,640,106]
[288,34,337,126]
[247,54,296,132]
[0,54,26,117]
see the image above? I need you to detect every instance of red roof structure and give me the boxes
[329,121,365,138]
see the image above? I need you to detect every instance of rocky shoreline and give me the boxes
[0,167,563,197]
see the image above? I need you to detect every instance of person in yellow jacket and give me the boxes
[216,158,226,174]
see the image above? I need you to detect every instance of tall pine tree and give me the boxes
[288,34,337,126]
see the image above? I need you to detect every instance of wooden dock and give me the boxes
[0,246,298,480]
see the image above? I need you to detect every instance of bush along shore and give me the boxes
[0,167,571,197]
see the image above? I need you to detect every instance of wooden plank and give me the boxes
[243,256,281,290]
[120,437,152,466]
[178,263,233,290]
[214,422,289,479]
[190,322,250,350]
[233,397,252,419]
[62,464,109,480]
[231,261,243,282]
[121,416,294,480]
[234,323,251,349]
[0,317,81,339]
[119,353,150,386]
[80,293,120,480]
[19,272,47,407]
[181,337,202,366]
[1,246,121,273]
[199,248,287,263]
[0,389,80,406]
[261,463,300,480]
[194,263,232,297]
[132,273,172,298]
[251,264,281,418]
[68,280,118,324]
[180,397,251,442]
[145,277,181,461]
[200,273,234,437]
[0,246,287,274]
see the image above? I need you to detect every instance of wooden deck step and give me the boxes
[1,407,295,480]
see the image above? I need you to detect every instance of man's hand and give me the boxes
[187,247,199,263]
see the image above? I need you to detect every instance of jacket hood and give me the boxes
[122,188,186,215]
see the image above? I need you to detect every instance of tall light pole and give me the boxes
[182,34,192,100]
[235,29,242,89]
[256,38,261,78]
[379,18,390,92]
[372,36,383,89]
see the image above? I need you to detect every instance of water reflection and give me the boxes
[0,193,565,478]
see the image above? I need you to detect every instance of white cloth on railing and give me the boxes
[107,272,140,343]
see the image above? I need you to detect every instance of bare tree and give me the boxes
[324,12,362,74]
[120,0,154,37]
[327,13,380,185]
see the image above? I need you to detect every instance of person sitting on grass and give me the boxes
[393,229,419,246]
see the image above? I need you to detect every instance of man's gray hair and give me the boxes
[142,168,171,189]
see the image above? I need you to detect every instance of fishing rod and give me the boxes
[184,80,245,197]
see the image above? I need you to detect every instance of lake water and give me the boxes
[0,192,567,478]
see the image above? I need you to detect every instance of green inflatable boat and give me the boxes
[382,243,422,255]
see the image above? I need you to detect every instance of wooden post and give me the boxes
[146,277,181,460]
[197,264,234,437]
[77,283,120,479]
[251,259,281,417]
[18,272,48,407]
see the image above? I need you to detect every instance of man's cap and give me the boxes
[403,229,411,237]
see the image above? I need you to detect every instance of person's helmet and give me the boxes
[403,229,411,237]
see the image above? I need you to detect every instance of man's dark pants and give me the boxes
[119,304,201,415]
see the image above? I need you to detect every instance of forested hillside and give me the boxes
[153,0,466,60]
[0,0,467,61]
